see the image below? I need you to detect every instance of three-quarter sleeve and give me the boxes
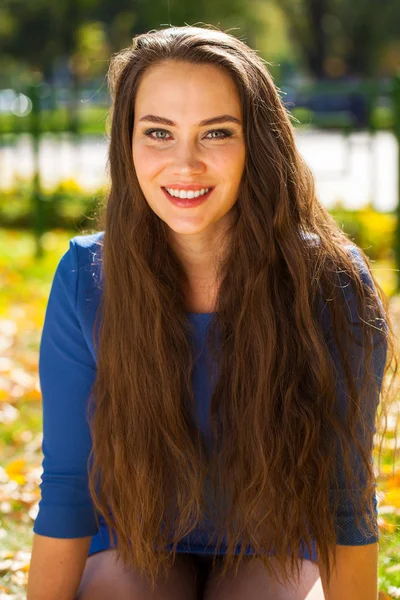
[320,245,388,545]
[33,239,100,538]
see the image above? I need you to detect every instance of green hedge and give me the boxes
[0,182,396,261]
[329,203,396,261]
[0,179,103,231]
[0,104,394,136]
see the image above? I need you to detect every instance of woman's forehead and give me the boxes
[134,61,242,118]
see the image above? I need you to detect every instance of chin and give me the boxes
[166,222,209,235]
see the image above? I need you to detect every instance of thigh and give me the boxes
[76,549,202,600]
[203,556,327,600]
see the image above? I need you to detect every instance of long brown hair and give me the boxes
[85,25,398,591]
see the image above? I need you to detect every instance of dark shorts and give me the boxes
[194,554,223,581]
[193,554,216,594]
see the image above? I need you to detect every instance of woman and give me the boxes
[27,25,397,600]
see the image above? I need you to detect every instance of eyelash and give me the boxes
[144,128,233,142]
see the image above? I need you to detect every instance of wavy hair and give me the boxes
[85,25,398,591]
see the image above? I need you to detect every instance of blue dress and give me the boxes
[32,232,387,560]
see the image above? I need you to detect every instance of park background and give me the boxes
[0,1,400,598]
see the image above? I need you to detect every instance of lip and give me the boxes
[161,186,214,208]
[163,184,214,191]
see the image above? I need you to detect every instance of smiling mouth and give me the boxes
[161,186,215,207]
[162,187,214,198]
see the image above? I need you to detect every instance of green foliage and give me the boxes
[290,105,396,131]
[329,203,396,261]
[0,180,396,279]
[0,102,394,138]
[0,178,102,230]
[0,106,109,135]
[272,0,400,78]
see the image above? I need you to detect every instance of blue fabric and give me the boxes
[33,232,386,560]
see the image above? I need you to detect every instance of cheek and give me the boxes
[212,146,245,179]
[132,144,164,180]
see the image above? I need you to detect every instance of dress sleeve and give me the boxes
[319,246,388,545]
[33,238,100,538]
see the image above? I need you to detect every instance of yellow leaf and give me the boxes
[386,472,400,489]
[25,388,42,402]
[383,488,400,509]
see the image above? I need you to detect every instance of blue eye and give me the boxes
[144,128,233,142]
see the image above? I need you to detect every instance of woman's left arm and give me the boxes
[318,542,379,600]
[317,246,386,600]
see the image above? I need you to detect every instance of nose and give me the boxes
[171,139,206,176]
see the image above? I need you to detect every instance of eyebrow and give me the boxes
[138,114,242,127]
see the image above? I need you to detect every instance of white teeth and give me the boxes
[165,187,211,199]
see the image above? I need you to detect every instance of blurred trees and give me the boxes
[273,0,400,78]
[1,0,254,84]
[1,0,399,84]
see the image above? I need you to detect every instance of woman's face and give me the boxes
[131,60,246,237]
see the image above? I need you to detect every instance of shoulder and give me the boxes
[70,230,104,249]
[306,236,386,336]
[53,232,104,329]
[302,232,375,301]
[69,231,104,268]
[301,230,369,275]
[330,243,383,322]
[63,231,104,288]
[300,228,375,293]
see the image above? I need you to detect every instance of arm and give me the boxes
[325,247,386,545]
[317,247,386,598]
[318,542,378,600]
[28,239,100,597]
[27,534,92,600]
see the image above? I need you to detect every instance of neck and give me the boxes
[167,207,237,283]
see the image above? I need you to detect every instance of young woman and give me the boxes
[27,25,397,600]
